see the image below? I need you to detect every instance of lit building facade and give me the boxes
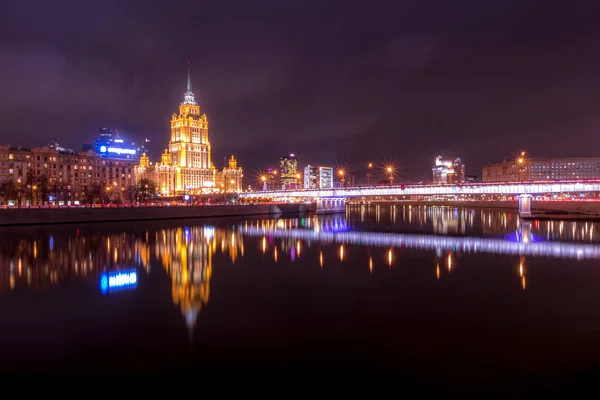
[319,166,334,189]
[156,60,216,194]
[279,153,298,190]
[482,157,600,183]
[216,155,243,193]
[432,155,465,184]
[88,127,138,160]
[133,152,156,183]
[0,144,136,205]
[303,165,319,189]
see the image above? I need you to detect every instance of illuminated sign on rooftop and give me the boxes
[100,269,138,295]
[107,147,136,155]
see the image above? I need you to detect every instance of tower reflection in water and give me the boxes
[155,226,213,334]
[0,225,244,337]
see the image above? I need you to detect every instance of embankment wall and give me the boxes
[0,203,316,227]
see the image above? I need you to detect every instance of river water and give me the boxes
[1,204,600,391]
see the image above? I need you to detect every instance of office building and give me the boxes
[482,157,600,182]
[86,127,138,160]
[319,166,334,189]
[303,165,319,189]
[432,155,465,184]
[279,153,298,189]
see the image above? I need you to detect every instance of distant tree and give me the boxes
[39,174,49,204]
[136,178,157,202]
[0,181,16,204]
[88,183,106,204]
[126,185,138,204]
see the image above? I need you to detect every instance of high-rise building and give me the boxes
[303,165,319,189]
[87,127,138,160]
[432,155,465,184]
[155,59,216,194]
[279,153,298,190]
[319,166,334,189]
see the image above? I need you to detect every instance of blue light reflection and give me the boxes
[100,269,138,295]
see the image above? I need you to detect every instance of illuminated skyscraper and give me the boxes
[157,59,216,194]
[279,153,298,190]
[432,155,465,184]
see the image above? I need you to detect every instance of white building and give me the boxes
[303,165,319,189]
[319,166,333,189]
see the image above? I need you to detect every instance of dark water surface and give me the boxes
[1,204,600,392]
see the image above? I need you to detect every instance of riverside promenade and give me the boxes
[0,203,316,226]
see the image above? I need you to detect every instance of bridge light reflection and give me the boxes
[243,226,600,260]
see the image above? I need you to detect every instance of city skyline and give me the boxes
[2,1,600,181]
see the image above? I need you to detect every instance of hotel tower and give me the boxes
[155,59,216,193]
[135,60,243,195]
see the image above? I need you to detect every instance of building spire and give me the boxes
[187,57,192,92]
[182,57,197,105]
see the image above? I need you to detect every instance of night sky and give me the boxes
[2,1,600,181]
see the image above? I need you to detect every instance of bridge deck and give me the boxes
[240,180,600,198]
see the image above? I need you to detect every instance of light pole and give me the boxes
[387,166,394,186]
[366,162,373,186]
[517,151,526,182]
[338,169,346,187]
[261,175,267,191]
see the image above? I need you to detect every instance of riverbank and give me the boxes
[0,203,316,226]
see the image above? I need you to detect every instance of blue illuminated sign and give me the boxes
[100,269,138,295]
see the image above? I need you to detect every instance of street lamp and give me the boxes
[366,162,373,186]
[387,166,394,186]
[261,175,267,191]
[517,151,526,182]
[338,169,345,187]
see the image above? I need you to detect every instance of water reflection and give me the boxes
[348,204,598,242]
[2,206,600,333]
[155,227,213,335]
[0,224,248,340]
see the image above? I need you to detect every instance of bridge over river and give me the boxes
[239,180,600,217]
